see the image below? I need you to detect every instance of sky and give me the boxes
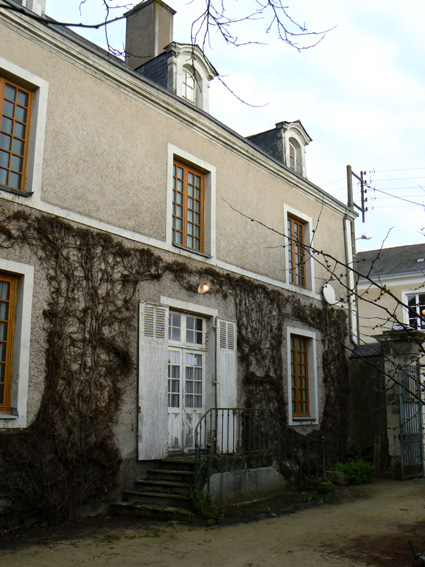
[45,0,425,253]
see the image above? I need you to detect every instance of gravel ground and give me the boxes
[1,478,425,566]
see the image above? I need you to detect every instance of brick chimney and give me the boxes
[124,0,176,71]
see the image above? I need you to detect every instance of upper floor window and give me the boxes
[183,68,196,104]
[291,335,309,418]
[289,141,296,170]
[0,273,18,414]
[288,216,306,288]
[407,293,425,329]
[0,78,32,193]
[172,161,205,253]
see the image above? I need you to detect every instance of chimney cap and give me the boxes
[124,0,176,19]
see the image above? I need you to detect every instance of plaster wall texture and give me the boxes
[358,282,407,342]
[0,19,349,292]
[208,466,288,506]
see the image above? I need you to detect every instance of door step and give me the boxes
[112,457,209,524]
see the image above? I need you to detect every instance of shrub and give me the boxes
[334,459,374,485]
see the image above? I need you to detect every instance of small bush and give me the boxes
[334,459,374,485]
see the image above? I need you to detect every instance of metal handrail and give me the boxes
[194,408,326,504]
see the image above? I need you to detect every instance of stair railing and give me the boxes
[194,407,326,504]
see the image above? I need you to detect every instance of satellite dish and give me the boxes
[322,283,336,305]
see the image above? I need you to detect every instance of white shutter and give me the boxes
[216,319,237,408]
[216,319,237,454]
[138,303,169,460]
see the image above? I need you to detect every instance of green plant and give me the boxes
[334,459,374,485]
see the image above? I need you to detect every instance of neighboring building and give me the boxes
[0,0,356,524]
[357,244,425,342]
[352,245,425,478]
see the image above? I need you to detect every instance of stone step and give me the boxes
[160,457,195,471]
[123,490,192,509]
[147,469,195,483]
[135,479,191,496]
[111,501,209,526]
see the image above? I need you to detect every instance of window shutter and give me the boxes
[216,319,237,408]
[143,304,166,339]
[219,320,235,351]
[138,303,169,460]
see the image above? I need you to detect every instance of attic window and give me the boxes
[183,68,196,104]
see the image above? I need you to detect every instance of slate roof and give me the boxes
[350,342,382,359]
[356,243,425,280]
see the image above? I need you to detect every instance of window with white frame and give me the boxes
[167,311,206,409]
[284,206,313,291]
[407,293,425,329]
[0,259,33,427]
[287,327,318,424]
[167,145,216,258]
[0,58,48,196]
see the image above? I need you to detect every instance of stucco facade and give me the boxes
[0,0,355,523]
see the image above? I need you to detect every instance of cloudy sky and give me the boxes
[46,0,425,252]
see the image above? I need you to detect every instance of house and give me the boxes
[0,0,356,524]
[357,243,425,341]
[350,245,425,478]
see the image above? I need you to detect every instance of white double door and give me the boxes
[167,347,204,452]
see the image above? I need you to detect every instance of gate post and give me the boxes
[377,328,425,478]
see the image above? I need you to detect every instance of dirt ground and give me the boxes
[1,478,425,566]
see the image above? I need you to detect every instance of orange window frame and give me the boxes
[0,273,18,414]
[288,216,306,288]
[0,77,32,193]
[172,161,205,253]
[291,335,309,417]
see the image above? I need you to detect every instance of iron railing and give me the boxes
[194,408,326,503]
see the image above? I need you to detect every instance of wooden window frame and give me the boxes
[291,335,309,418]
[0,273,18,414]
[288,215,306,288]
[172,160,205,253]
[0,77,32,193]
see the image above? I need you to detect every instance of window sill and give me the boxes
[292,416,316,422]
[172,243,211,259]
[0,185,33,198]
[0,413,18,420]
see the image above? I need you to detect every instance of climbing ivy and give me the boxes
[0,204,348,526]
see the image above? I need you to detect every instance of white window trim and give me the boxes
[0,57,49,198]
[160,296,218,319]
[283,204,314,291]
[166,144,216,259]
[0,258,34,428]
[402,288,425,328]
[287,326,318,426]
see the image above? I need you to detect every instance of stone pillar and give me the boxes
[377,328,425,477]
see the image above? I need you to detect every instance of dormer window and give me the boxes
[289,141,296,170]
[183,68,196,104]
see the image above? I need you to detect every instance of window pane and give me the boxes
[0,343,5,362]
[2,100,14,118]
[0,133,11,151]
[15,106,27,123]
[0,168,7,185]
[0,302,8,320]
[4,84,16,101]
[9,172,21,190]
[0,323,6,340]
[12,138,24,156]
[17,89,29,107]
[11,155,23,173]
[1,116,13,135]
[0,150,9,168]
[14,123,25,139]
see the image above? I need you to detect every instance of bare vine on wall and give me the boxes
[0,206,348,526]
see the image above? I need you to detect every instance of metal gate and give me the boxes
[399,365,424,479]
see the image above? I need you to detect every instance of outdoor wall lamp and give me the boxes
[198,281,211,294]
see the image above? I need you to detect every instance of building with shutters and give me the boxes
[0,0,356,522]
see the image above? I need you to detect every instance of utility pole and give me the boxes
[347,165,368,223]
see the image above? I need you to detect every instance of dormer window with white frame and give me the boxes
[183,67,196,104]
